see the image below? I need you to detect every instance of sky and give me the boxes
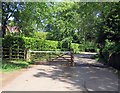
[55,0,63,1]
[8,17,14,21]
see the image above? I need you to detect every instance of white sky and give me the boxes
[8,17,14,20]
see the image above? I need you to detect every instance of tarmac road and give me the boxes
[2,53,119,91]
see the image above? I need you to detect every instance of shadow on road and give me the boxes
[33,53,119,91]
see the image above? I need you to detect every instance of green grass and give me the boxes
[0,60,29,72]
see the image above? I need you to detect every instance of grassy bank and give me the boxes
[0,60,29,72]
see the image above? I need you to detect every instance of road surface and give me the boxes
[1,53,119,91]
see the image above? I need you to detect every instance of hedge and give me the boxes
[71,43,80,53]
[3,36,81,53]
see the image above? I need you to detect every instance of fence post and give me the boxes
[17,46,19,60]
[0,46,2,62]
[70,51,74,66]
[9,47,12,60]
[24,49,27,60]
[26,49,31,61]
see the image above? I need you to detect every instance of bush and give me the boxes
[23,37,59,51]
[3,36,81,53]
[1,60,29,72]
[44,40,59,51]
[84,41,97,52]
[3,35,25,48]
[61,37,72,51]
[32,31,48,40]
[97,39,120,68]
[71,43,80,53]
[78,44,84,51]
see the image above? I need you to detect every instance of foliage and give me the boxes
[2,2,106,51]
[23,37,58,51]
[71,43,80,53]
[24,37,81,52]
[96,3,120,58]
[2,2,120,70]
[1,2,24,37]
[3,35,25,48]
[3,36,81,53]
[32,31,48,40]
[1,60,29,72]
[8,2,102,45]
[84,41,97,52]
[96,2,120,68]
[17,2,50,36]
[61,37,72,51]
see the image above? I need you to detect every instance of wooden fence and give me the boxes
[28,50,74,66]
[2,48,74,66]
[3,47,27,60]
[0,46,2,61]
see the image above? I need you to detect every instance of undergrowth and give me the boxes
[0,60,29,72]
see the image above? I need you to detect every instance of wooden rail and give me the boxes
[29,50,71,54]
[28,50,74,66]
[2,48,74,66]
[3,47,27,60]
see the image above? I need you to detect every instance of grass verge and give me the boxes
[0,60,29,72]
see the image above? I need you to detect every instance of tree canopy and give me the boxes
[2,2,120,51]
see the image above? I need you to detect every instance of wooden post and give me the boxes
[26,49,31,61]
[24,49,27,60]
[70,51,74,66]
[17,46,19,60]
[0,46,2,62]
[9,47,12,60]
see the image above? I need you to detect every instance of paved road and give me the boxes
[2,53,119,91]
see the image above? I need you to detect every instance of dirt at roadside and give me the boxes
[0,66,33,89]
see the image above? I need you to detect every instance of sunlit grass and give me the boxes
[1,60,29,72]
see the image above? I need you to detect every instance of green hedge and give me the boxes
[23,37,59,51]
[3,36,81,53]
[71,43,80,53]
[3,35,25,48]
[101,40,120,62]
[84,42,97,52]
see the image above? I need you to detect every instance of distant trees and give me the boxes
[1,2,24,37]
[1,2,120,69]
[2,2,119,53]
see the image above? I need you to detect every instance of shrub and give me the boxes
[61,37,72,51]
[32,31,48,40]
[2,60,29,72]
[102,40,120,62]
[84,41,97,52]
[44,40,58,51]
[3,36,81,53]
[3,35,25,48]
[71,43,80,53]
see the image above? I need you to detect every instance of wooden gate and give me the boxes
[28,50,74,66]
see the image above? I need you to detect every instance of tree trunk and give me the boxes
[109,53,120,70]
[2,20,7,38]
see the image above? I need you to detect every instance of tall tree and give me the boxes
[2,2,24,37]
